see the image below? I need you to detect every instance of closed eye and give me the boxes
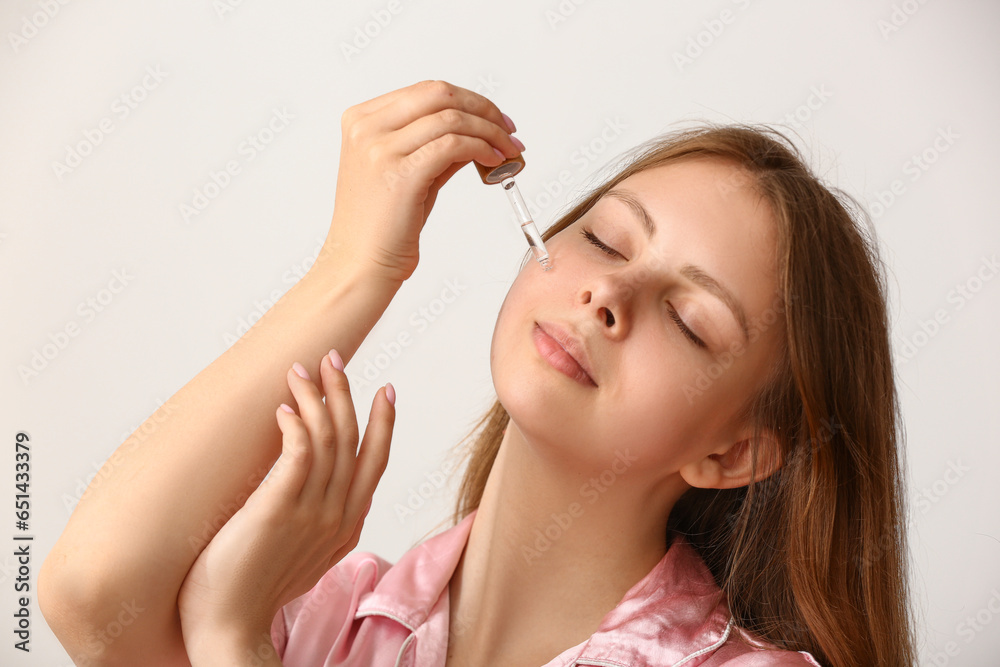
[668,306,707,348]
[581,228,623,258]
[580,227,707,349]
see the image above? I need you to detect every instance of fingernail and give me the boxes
[328,348,345,372]
[385,382,396,406]
[501,112,516,133]
[510,135,525,153]
[492,147,505,162]
[280,403,295,414]
[292,361,310,380]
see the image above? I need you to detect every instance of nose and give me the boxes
[579,268,644,336]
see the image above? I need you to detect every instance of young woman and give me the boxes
[39,80,916,666]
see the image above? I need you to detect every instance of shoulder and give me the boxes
[269,550,393,656]
[698,622,824,667]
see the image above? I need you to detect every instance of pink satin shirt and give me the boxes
[269,508,823,666]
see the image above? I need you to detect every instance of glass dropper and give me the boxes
[501,177,551,271]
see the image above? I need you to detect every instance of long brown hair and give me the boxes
[435,123,915,667]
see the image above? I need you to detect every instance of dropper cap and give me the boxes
[474,154,526,184]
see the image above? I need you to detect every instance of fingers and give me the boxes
[286,363,335,453]
[390,108,522,163]
[283,356,351,505]
[345,80,521,178]
[328,384,394,522]
[265,404,312,501]
[389,132,514,196]
[355,80,513,137]
[310,351,360,500]
[276,355,394,546]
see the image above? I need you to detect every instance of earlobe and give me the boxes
[679,432,783,490]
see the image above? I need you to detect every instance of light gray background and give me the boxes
[2,1,998,665]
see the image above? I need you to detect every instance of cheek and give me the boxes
[606,339,724,445]
[489,271,536,383]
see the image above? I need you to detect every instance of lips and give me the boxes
[533,321,597,387]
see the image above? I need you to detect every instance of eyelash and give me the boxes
[580,228,708,349]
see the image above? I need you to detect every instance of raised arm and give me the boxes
[39,260,400,667]
[38,79,524,666]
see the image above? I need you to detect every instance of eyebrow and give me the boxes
[604,188,751,343]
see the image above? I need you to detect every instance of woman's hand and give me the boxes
[318,79,525,284]
[177,349,395,665]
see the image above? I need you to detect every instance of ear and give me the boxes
[678,428,783,490]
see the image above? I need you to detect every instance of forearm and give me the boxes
[40,256,402,656]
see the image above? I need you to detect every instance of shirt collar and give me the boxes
[355,508,734,665]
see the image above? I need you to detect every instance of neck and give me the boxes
[446,427,685,665]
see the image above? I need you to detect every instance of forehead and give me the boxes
[615,157,758,211]
[598,157,781,320]
[608,157,774,253]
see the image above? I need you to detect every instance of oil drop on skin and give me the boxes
[474,154,552,271]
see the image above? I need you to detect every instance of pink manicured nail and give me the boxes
[328,348,345,372]
[292,362,310,380]
[501,112,516,133]
[492,147,505,162]
[385,382,396,406]
[510,135,525,153]
[280,403,295,414]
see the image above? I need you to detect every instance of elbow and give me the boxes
[39,548,186,667]
[39,546,72,633]
[39,547,91,657]
[39,547,120,665]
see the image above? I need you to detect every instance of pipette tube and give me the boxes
[502,177,552,271]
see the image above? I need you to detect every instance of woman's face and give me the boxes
[490,156,784,484]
